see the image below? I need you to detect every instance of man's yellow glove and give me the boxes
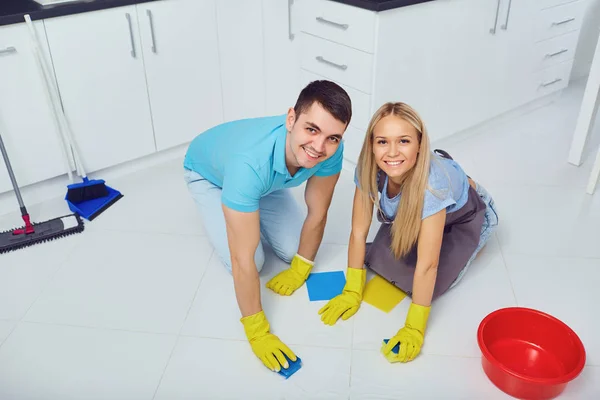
[240,310,296,372]
[381,302,431,363]
[318,267,366,325]
[266,254,313,296]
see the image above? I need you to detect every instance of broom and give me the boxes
[24,14,122,221]
[0,130,84,254]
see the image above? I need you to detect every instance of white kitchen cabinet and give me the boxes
[297,0,589,163]
[263,0,303,116]
[0,21,69,195]
[216,0,266,121]
[43,6,155,174]
[137,0,223,151]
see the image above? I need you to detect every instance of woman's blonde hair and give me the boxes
[356,102,431,259]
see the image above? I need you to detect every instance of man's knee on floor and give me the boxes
[270,234,301,265]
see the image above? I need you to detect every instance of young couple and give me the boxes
[183,80,498,372]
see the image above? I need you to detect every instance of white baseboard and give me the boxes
[0,143,188,215]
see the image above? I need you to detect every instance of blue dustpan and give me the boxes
[66,181,123,221]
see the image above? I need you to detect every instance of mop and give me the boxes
[0,131,84,254]
[24,14,123,221]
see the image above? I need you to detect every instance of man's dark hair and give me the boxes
[294,80,352,125]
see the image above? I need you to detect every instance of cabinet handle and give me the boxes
[540,78,563,87]
[288,0,294,40]
[316,16,349,30]
[0,46,17,55]
[147,9,157,53]
[501,0,512,30]
[490,0,501,34]
[316,56,347,71]
[552,17,575,26]
[125,13,136,58]
[545,48,568,58]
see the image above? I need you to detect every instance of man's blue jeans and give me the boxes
[184,168,304,273]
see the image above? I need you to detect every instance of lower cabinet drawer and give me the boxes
[299,33,374,94]
[342,124,368,165]
[533,30,579,71]
[531,59,574,98]
[535,0,586,42]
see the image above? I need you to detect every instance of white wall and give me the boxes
[572,0,600,80]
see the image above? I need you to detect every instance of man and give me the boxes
[183,80,352,372]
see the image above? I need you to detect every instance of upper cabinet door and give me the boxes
[44,6,155,174]
[138,0,224,151]
[0,21,69,194]
[263,0,302,116]
[216,0,266,121]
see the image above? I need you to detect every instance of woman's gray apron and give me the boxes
[364,161,487,301]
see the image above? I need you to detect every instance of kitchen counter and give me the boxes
[329,0,435,12]
[0,0,158,26]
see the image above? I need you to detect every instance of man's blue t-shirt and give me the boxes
[184,115,344,212]
[354,153,470,220]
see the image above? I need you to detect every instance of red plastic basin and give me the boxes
[477,307,585,400]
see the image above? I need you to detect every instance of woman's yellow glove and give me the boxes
[240,310,297,372]
[266,254,313,296]
[318,267,366,326]
[381,302,431,363]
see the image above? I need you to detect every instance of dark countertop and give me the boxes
[0,0,434,27]
[0,0,159,27]
[329,0,435,12]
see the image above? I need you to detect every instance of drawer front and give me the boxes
[536,0,580,10]
[533,30,579,71]
[535,0,587,42]
[342,124,367,164]
[532,59,574,98]
[299,0,377,53]
[300,33,374,94]
[300,69,372,131]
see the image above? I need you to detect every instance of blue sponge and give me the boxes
[383,338,400,354]
[277,354,302,379]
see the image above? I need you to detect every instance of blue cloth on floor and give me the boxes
[306,271,346,301]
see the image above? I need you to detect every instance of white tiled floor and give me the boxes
[0,80,599,399]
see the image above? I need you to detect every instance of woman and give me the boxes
[318,102,498,363]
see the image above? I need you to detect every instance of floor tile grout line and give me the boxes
[151,335,183,400]
[151,248,215,400]
[495,235,519,306]
[0,321,19,352]
[497,249,600,262]
[15,236,85,328]
[16,319,180,337]
[349,319,356,392]
[88,226,209,238]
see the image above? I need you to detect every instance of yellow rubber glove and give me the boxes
[318,267,366,326]
[240,310,297,372]
[266,254,313,296]
[381,302,431,363]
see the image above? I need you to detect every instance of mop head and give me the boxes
[0,214,84,254]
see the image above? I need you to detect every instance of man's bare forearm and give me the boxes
[297,215,327,261]
[232,258,262,317]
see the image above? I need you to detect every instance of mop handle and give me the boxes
[23,14,75,182]
[24,15,87,179]
[0,132,26,210]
